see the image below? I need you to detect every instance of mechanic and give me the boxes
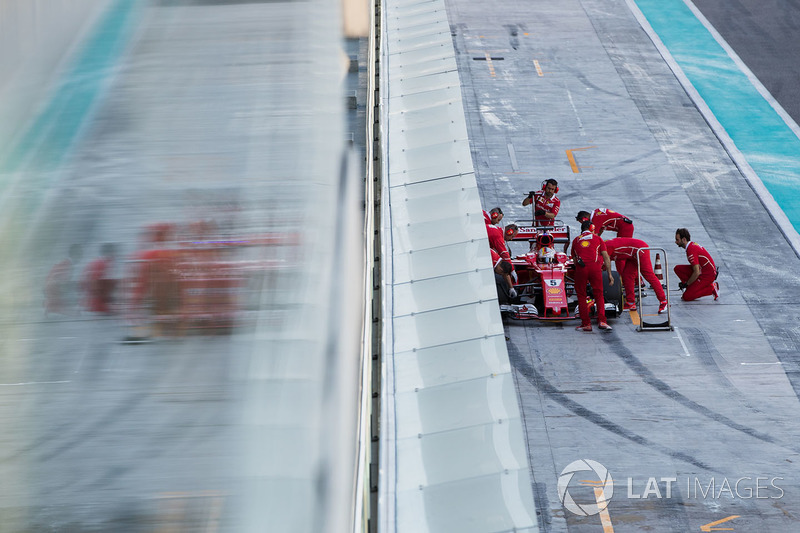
[483,207,504,227]
[491,248,518,304]
[486,222,518,261]
[577,208,636,280]
[82,243,117,314]
[522,179,560,227]
[571,221,614,331]
[576,208,634,238]
[605,237,668,313]
[674,228,719,301]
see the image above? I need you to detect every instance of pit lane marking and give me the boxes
[673,326,692,358]
[628,309,640,326]
[533,59,544,76]
[566,146,596,172]
[700,514,739,531]
[593,487,614,532]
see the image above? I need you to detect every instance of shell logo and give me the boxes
[580,241,590,248]
[547,287,562,295]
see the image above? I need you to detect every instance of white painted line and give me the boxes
[507,143,519,171]
[682,0,800,142]
[625,0,800,259]
[565,89,585,135]
[0,381,71,386]
[673,326,691,357]
[741,362,783,366]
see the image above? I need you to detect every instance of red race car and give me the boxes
[500,220,622,321]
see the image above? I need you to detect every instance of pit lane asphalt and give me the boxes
[444,0,800,530]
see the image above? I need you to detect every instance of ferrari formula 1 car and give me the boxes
[499,220,622,321]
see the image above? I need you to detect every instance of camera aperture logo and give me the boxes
[557,459,785,517]
[557,459,613,516]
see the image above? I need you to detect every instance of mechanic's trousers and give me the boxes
[610,223,635,274]
[620,250,666,305]
[495,273,512,304]
[615,220,634,238]
[574,265,606,327]
[674,265,716,301]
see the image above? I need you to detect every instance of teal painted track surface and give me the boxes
[634,0,800,233]
[2,0,140,177]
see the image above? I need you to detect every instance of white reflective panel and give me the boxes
[393,125,467,156]
[396,471,537,532]
[390,0,438,8]
[393,336,511,390]
[386,10,445,31]
[390,186,480,226]
[392,300,504,353]
[389,85,461,113]
[394,373,520,438]
[389,121,466,154]
[388,159,475,186]
[389,172,476,198]
[390,19,450,41]
[391,32,452,55]
[387,0,439,15]
[392,214,484,253]
[393,69,460,96]
[389,140,472,180]
[389,95,465,127]
[393,270,496,316]
[392,45,453,67]
[399,421,528,488]
[392,240,493,283]
[387,56,458,82]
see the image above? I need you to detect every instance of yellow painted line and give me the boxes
[700,514,740,532]
[523,32,530,36]
[593,487,615,533]
[485,52,496,77]
[533,59,544,76]
[565,146,596,173]
[628,310,640,326]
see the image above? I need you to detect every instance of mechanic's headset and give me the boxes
[541,180,559,193]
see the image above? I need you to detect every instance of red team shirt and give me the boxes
[591,208,632,236]
[571,230,607,267]
[685,241,716,275]
[533,192,561,226]
[486,224,511,260]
